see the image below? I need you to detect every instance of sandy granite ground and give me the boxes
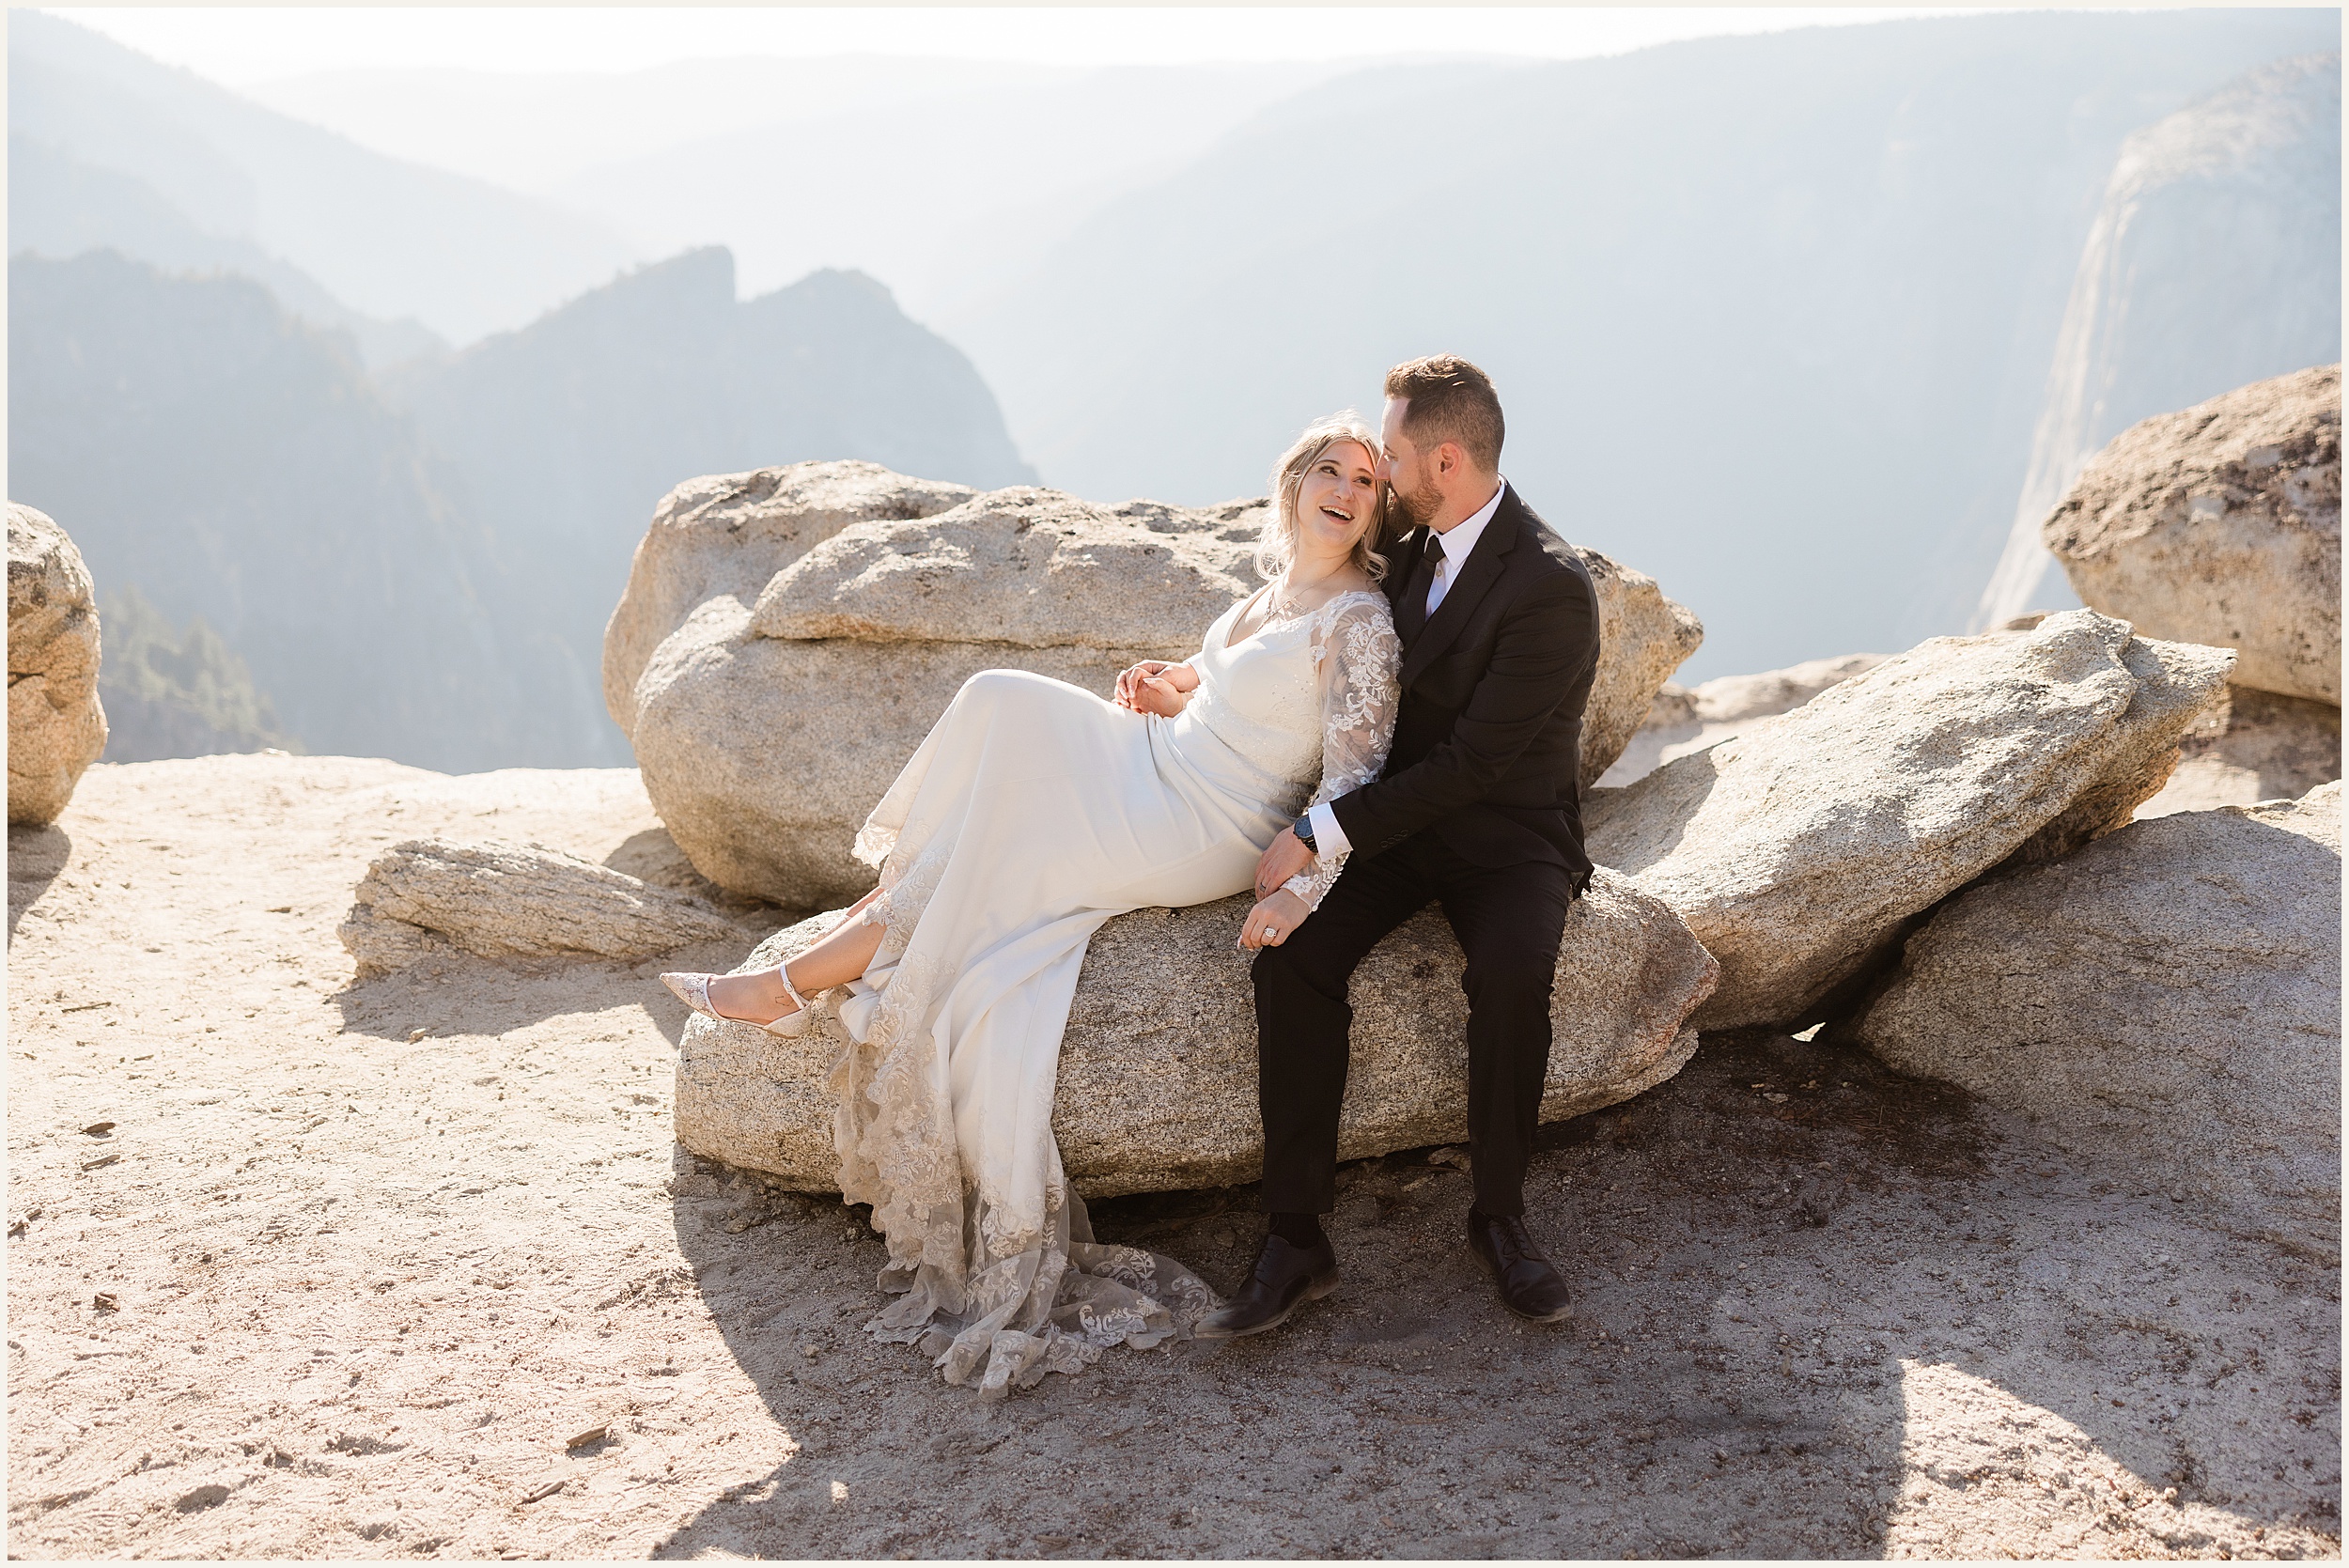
[6,754,2339,1559]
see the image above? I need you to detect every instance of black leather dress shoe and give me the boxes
[1193,1234,1339,1340]
[1467,1209,1572,1324]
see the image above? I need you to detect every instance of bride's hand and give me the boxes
[1117,661,1197,717]
[1113,660,1171,711]
[1132,674,1191,718]
[1237,889,1311,950]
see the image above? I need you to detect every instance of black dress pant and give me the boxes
[1252,828,1576,1219]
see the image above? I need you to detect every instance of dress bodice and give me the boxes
[1170,585,1404,908]
[1180,591,1344,794]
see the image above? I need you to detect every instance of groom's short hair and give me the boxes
[1384,355,1504,473]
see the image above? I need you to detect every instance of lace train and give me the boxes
[831,815,1218,1394]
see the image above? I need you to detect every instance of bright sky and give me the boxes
[56,6,1967,85]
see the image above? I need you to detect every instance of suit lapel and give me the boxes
[1399,490,1520,689]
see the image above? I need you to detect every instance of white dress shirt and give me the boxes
[1302,477,1508,865]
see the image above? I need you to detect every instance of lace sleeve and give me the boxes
[1284,593,1403,910]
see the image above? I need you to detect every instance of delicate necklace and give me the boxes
[1268,564,1342,617]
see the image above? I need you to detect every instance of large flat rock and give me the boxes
[2044,363,2341,705]
[340,836,750,978]
[673,866,1718,1197]
[1586,611,2234,1031]
[1851,784,2340,1237]
[611,461,1703,908]
[1597,652,1887,788]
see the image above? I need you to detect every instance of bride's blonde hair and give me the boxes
[1256,411,1391,586]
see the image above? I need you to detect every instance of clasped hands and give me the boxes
[1112,659,1199,719]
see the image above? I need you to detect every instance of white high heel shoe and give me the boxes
[660,965,814,1037]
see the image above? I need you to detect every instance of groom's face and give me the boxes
[1379,396,1444,529]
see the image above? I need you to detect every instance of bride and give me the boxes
[662,413,1403,1392]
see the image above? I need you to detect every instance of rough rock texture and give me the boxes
[1575,551,1704,789]
[1597,653,1886,787]
[747,490,1259,651]
[2137,684,2342,816]
[611,463,1700,907]
[8,502,108,825]
[2043,363,2341,704]
[619,479,1265,908]
[2003,627,2239,865]
[673,867,1717,1197]
[602,461,978,734]
[341,836,746,978]
[1854,783,2341,1238]
[1586,611,2234,1032]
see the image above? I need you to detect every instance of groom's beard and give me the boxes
[1387,475,1443,530]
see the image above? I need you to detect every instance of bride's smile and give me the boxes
[1292,442,1382,568]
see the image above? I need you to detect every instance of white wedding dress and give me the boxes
[826,583,1403,1393]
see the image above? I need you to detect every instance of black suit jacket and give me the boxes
[1328,484,1601,889]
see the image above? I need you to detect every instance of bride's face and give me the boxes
[1293,440,1380,564]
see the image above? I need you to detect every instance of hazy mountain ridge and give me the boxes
[9,130,446,369]
[9,9,2339,757]
[8,246,1040,769]
[537,61,1353,314]
[935,9,2341,681]
[8,251,543,769]
[9,9,642,343]
[381,247,1037,764]
[95,584,299,762]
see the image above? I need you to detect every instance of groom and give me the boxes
[1199,355,1601,1337]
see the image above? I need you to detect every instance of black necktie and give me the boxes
[1398,530,1444,642]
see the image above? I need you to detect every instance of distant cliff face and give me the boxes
[7,251,545,772]
[95,585,298,764]
[7,247,1042,770]
[1979,53,2343,628]
[381,248,1037,766]
[938,10,2341,683]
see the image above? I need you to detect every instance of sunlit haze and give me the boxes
[56,6,1960,83]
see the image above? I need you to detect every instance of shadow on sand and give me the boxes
[8,821,73,945]
[642,1030,2340,1557]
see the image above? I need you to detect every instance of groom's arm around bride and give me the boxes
[1201,355,1601,1340]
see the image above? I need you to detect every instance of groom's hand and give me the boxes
[1254,828,1315,900]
